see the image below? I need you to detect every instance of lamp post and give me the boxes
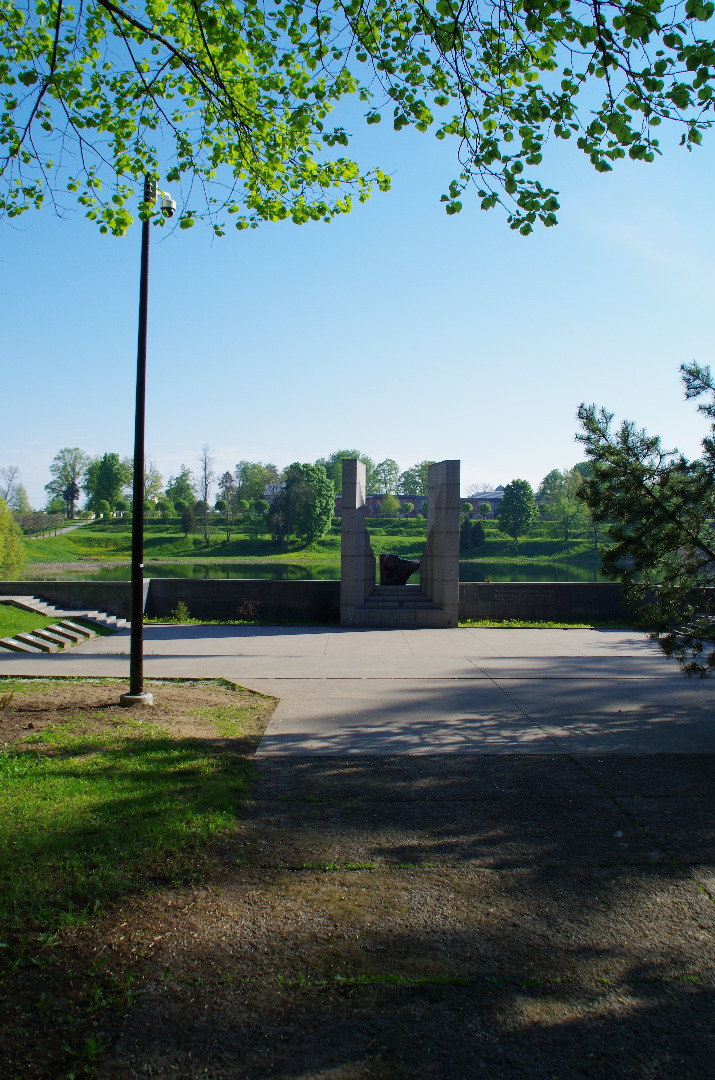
[120,175,175,708]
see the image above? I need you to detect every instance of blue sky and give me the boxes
[2,111,713,508]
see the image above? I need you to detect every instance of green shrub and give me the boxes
[171,600,191,623]
[0,498,25,579]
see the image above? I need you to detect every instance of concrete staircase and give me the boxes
[0,596,128,654]
[363,585,438,611]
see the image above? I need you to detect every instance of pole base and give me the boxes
[119,691,154,708]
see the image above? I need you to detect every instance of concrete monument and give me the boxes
[340,458,460,628]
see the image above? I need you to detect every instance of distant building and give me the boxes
[333,483,541,520]
[465,485,544,518]
[465,486,505,518]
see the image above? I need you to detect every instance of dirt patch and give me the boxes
[0,678,270,753]
[1,682,714,1079]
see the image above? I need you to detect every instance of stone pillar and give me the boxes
[340,458,375,626]
[420,460,460,627]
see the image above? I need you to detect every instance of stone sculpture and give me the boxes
[340,458,459,627]
[379,552,420,586]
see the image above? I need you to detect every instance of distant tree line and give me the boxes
[4,445,603,552]
[315,451,437,497]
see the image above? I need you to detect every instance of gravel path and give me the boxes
[101,752,715,1079]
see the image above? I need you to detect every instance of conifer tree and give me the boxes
[578,362,715,676]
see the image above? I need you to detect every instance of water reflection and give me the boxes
[32,562,342,582]
[458,561,602,583]
[31,559,604,583]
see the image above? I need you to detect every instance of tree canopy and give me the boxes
[165,465,197,507]
[275,462,334,544]
[45,447,89,518]
[0,465,20,504]
[398,461,435,496]
[234,461,280,503]
[460,515,485,551]
[143,461,164,503]
[379,493,401,517]
[538,466,587,540]
[315,450,374,494]
[498,478,538,540]
[368,458,400,495]
[83,452,131,511]
[577,362,715,676]
[4,0,714,236]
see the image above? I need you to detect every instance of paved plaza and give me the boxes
[2,624,714,755]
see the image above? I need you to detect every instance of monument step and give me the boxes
[364,586,438,610]
[346,607,449,628]
[362,603,439,611]
[369,588,429,598]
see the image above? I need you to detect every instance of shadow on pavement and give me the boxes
[101,752,715,1079]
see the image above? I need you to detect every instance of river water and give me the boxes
[29,559,604,583]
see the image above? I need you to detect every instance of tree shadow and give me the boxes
[104,755,715,1078]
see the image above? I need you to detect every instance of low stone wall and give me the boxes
[1,579,631,625]
[459,581,629,623]
[146,578,341,624]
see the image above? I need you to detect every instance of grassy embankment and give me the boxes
[0,606,114,640]
[0,606,63,638]
[22,518,601,570]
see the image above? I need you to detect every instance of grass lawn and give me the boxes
[1,722,245,934]
[0,678,275,1076]
[23,519,599,567]
[0,679,272,937]
[459,619,631,628]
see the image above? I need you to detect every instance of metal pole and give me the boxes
[121,176,155,707]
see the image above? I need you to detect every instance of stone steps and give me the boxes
[8,596,129,632]
[57,619,96,640]
[0,635,44,654]
[0,596,126,655]
[27,628,71,650]
[362,585,440,612]
[15,632,58,653]
[46,623,90,645]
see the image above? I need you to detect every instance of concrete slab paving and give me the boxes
[251,678,555,755]
[460,625,666,655]
[2,624,713,755]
